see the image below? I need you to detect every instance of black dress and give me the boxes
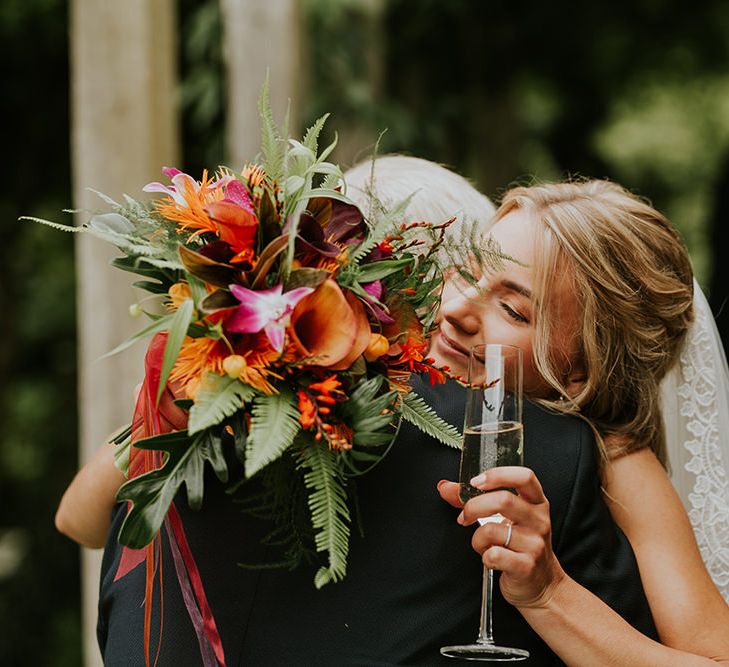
[98,377,657,666]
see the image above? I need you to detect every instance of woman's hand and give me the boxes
[438,466,566,609]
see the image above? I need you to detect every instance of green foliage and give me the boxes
[156,298,195,403]
[116,428,229,547]
[245,388,302,476]
[401,392,461,449]
[188,373,257,434]
[297,441,351,588]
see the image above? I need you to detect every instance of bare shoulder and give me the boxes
[603,447,729,655]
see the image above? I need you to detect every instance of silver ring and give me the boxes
[503,521,513,549]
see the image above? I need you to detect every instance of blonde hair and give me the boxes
[344,155,495,242]
[494,179,694,465]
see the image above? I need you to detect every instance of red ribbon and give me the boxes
[113,332,227,666]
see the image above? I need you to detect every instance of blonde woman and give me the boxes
[435,179,729,664]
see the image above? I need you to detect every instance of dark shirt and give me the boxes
[98,378,657,666]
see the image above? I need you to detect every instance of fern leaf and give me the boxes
[401,391,462,448]
[302,113,330,154]
[188,373,257,435]
[298,442,350,588]
[245,388,301,476]
[257,74,285,183]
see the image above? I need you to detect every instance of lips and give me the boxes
[437,328,471,358]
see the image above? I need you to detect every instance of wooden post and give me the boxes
[220,0,302,168]
[69,1,179,664]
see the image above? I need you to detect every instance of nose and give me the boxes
[440,283,482,336]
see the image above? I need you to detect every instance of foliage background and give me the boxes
[2,0,728,663]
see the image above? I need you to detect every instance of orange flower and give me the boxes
[324,421,353,451]
[168,281,193,309]
[308,375,345,404]
[288,280,371,369]
[155,170,224,239]
[242,163,266,189]
[170,337,227,387]
[297,390,316,429]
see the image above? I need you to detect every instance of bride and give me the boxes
[430,175,729,664]
[348,154,729,608]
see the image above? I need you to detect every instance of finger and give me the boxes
[481,544,536,573]
[471,521,545,558]
[437,480,463,508]
[460,491,551,537]
[469,466,546,504]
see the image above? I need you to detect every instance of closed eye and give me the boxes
[501,302,529,324]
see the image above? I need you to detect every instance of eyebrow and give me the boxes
[500,279,532,299]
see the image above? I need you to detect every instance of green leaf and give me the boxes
[116,428,232,546]
[401,391,462,448]
[246,388,301,476]
[115,430,197,547]
[356,258,414,283]
[100,310,177,359]
[258,74,285,183]
[188,373,257,434]
[156,298,195,404]
[298,442,350,588]
[302,113,330,154]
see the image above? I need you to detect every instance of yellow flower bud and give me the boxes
[364,333,390,361]
[222,354,247,378]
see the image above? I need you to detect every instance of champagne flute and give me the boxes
[440,343,529,661]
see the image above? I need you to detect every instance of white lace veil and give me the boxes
[661,279,729,601]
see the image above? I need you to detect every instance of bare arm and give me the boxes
[601,448,729,661]
[439,461,729,665]
[55,440,126,548]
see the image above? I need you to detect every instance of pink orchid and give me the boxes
[227,284,314,353]
[143,167,233,206]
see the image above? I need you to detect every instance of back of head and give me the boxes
[495,179,694,463]
[344,155,495,242]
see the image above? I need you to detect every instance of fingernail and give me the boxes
[457,511,465,525]
[470,472,487,487]
[436,479,448,492]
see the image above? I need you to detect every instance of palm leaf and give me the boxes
[298,441,350,588]
[245,387,301,477]
[401,391,462,448]
[188,373,257,435]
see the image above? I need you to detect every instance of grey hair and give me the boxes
[343,155,495,244]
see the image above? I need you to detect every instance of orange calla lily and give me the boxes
[289,279,371,368]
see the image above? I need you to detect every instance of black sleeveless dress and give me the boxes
[97,378,657,666]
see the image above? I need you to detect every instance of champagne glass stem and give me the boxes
[477,565,495,645]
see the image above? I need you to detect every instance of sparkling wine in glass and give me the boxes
[441,343,529,662]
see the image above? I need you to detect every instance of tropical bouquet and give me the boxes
[28,88,470,598]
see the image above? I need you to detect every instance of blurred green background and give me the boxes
[2,0,728,664]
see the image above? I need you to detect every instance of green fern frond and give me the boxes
[188,373,257,434]
[298,442,350,588]
[258,74,285,183]
[245,387,301,477]
[302,113,329,154]
[401,391,462,448]
[19,216,83,233]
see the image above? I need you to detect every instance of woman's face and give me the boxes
[429,209,579,396]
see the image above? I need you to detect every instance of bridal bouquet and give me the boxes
[31,90,463,592]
